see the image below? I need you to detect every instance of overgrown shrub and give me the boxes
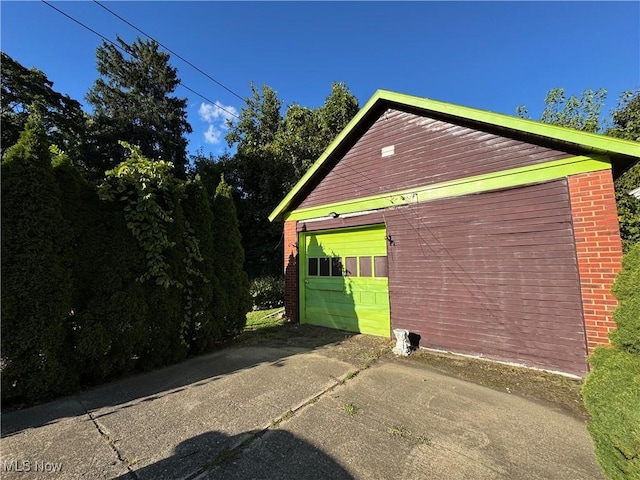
[1,134,252,405]
[211,176,252,335]
[614,162,640,252]
[99,147,189,370]
[583,243,640,479]
[1,111,76,404]
[72,204,150,383]
[183,180,226,354]
[250,276,285,310]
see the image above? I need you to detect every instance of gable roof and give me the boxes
[269,89,640,222]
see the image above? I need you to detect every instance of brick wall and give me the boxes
[283,220,299,322]
[568,169,623,354]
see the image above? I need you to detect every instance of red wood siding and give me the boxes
[568,170,622,354]
[300,180,588,375]
[299,109,572,210]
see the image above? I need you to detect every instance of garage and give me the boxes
[300,225,390,336]
[271,90,635,376]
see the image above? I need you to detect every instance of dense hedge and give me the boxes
[1,115,251,406]
[1,112,76,403]
[583,244,640,479]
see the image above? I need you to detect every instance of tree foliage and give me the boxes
[183,179,226,354]
[2,118,251,404]
[519,87,640,251]
[1,51,87,161]
[211,176,252,335]
[605,91,640,252]
[86,37,192,177]
[214,82,359,277]
[1,111,75,403]
[613,162,640,252]
[607,90,640,142]
[517,87,607,133]
[583,244,640,479]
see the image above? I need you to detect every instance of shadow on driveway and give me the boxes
[1,325,354,438]
[112,429,354,480]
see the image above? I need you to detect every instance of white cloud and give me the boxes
[198,101,238,146]
[198,101,238,124]
[203,124,222,144]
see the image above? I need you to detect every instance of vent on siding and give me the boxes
[381,145,395,158]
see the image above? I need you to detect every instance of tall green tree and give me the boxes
[1,52,87,162]
[183,179,226,354]
[221,82,359,277]
[86,37,192,177]
[211,176,252,335]
[1,110,76,403]
[273,82,360,185]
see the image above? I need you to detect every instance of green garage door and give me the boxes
[300,225,390,336]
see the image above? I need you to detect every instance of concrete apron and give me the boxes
[1,343,603,480]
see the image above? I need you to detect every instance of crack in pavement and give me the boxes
[191,355,385,479]
[78,397,139,480]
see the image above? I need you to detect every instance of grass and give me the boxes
[234,308,290,345]
[388,425,409,438]
[270,409,294,428]
[342,403,359,416]
[235,308,356,348]
[245,308,286,331]
[388,425,431,445]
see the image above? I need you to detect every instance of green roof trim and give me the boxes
[285,155,610,222]
[269,89,640,222]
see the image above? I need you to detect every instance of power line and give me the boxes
[42,0,118,49]
[92,0,246,103]
[41,0,241,120]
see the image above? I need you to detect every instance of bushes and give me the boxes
[211,177,252,335]
[583,243,640,479]
[1,112,76,404]
[1,115,252,405]
[250,276,285,310]
[614,162,640,252]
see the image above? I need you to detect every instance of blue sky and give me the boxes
[2,2,639,157]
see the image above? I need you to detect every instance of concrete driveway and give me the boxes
[1,336,603,479]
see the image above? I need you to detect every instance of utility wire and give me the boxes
[92,0,246,103]
[41,0,241,120]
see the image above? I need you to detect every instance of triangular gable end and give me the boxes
[269,90,639,222]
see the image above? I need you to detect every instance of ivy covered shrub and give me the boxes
[2,136,253,405]
[1,111,76,404]
[99,144,189,370]
[250,276,285,310]
[183,180,226,354]
[583,244,640,479]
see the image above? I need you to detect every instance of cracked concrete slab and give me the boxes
[212,359,602,480]
[1,399,128,479]
[0,337,603,480]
